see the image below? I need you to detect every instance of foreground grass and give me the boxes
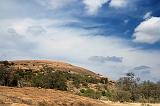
[1,86,160,106]
[102,101,160,106]
[0,86,108,106]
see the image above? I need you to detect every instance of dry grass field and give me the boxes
[102,101,160,106]
[0,86,108,106]
[0,86,160,106]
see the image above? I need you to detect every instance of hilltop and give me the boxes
[7,60,100,77]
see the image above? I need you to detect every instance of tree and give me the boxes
[139,80,160,103]
[0,65,15,86]
[43,71,68,90]
[32,73,44,87]
[115,90,132,102]
[117,72,140,101]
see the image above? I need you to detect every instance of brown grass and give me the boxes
[1,86,159,106]
[0,86,109,106]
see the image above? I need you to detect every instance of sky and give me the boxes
[0,0,160,82]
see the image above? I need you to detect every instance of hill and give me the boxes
[0,60,114,98]
[0,60,160,105]
[8,60,100,77]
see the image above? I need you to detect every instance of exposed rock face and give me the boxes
[9,60,99,77]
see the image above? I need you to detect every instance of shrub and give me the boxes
[80,89,85,93]
[72,80,81,88]
[80,88,101,99]
[115,90,132,102]
[0,65,15,86]
[43,71,68,90]
[32,73,44,87]
[102,90,106,96]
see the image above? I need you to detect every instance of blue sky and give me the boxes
[0,0,160,81]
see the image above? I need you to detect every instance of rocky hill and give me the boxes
[0,60,117,106]
[8,60,100,77]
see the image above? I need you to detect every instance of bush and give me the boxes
[80,88,101,99]
[102,90,106,96]
[0,65,15,86]
[80,89,85,93]
[32,73,44,87]
[72,80,81,88]
[43,71,68,90]
[115,90,132,102]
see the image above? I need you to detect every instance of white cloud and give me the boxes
[0,18,160,81]
[35,0,129,15]
[35,0,74,10]
[82,0,129,15]
[143,11,152,20]
[83,0,109,15]
[109,0,128,8]
[133,17,160,44]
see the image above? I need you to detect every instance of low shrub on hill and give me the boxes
[80,88,101,99]
[0,64,102,91]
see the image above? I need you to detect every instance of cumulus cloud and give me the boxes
[36,0,110,15]
[35,0,129,15]
[83,0,109,15]
[88,56,123,63]
[82,0,129,15]
[133,17,160,44]
[109,0,128,8]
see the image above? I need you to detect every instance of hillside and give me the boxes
[0,60,112,106]
[1,60,159,105]
[0,86,159,106]
[8,60,99,77]
[0,86,107,106]
[0,60,114,99]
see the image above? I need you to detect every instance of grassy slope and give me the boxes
[1,86,159,106]
[0,86,108,106]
